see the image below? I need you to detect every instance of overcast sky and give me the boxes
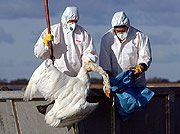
[0,0,180,82]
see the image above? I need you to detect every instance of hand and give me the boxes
[84,61,92,72]
[43,34,54,46]
[132,63,147,79]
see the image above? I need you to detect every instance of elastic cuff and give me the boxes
[139,63,148,71]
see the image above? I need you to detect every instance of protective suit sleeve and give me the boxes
[81,33,98,64]
[34,28,51,59]
[99,37,112,73]
[137,34,152,68]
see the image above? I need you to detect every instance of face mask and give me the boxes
[117,32,128,40]
[67,22,76,31]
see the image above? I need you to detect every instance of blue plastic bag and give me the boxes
[110,70,154,121]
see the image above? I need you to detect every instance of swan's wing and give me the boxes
[37,60,71,100]
[24,61,47,101]
[45,80,98,127]
[24,59,71,101]
[45,80,83,121]
[57,102,98,127]
[45,100,98,127]
[45,87,98,127]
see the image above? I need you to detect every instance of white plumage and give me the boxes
[24,59,110,127]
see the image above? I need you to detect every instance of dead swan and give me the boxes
[24,59,110,127]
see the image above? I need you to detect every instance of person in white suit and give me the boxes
[99,11,152,87]
[34,6,98,77]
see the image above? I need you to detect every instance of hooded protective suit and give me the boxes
[34,6,98,77]
[99,11,152,86]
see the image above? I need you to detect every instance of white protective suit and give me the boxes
[34,7,98,77]
[99,11,152,86]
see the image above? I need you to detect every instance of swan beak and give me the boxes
[105,92,110,98]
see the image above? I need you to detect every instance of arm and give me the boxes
[81,33,98,64]
[138,34,152,69]
[133,34,152,79]
[99,36,112,77]
[34,28,51,59]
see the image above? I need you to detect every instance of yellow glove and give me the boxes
[84,61,92,72]
[132,64,147,79]
[43,34,54,46]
